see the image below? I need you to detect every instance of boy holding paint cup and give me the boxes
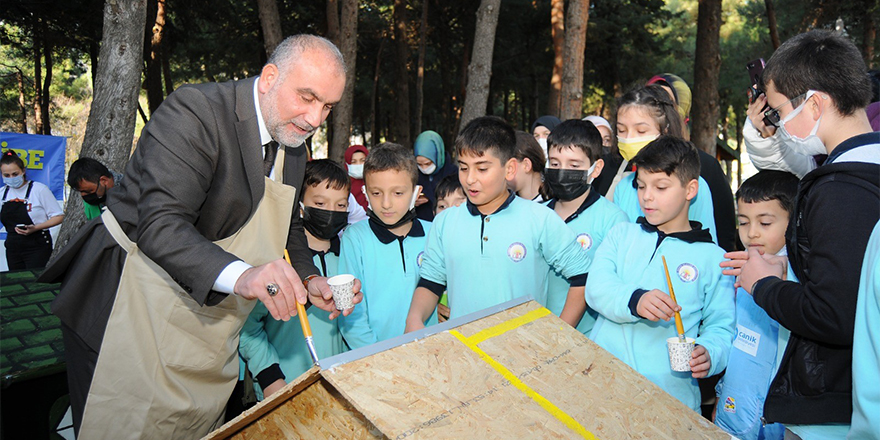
[585,136,735,412]
[338,143,437,349]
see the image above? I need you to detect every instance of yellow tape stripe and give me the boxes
[449,330,598,440]
[466,307,552,345]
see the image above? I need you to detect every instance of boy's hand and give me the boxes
[689,345,711,378]
[748,94,776,138]
[636,289,681,321]
[437,303,450,322]
[740,248,787,295]
[262,378,286,398]
[306,276,363,319]
[719,250,750,278]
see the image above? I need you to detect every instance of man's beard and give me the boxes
[262,89,317,147]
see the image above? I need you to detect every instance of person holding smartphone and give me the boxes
[1,150,64,270]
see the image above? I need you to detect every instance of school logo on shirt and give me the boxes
[507,242,527,262]
[417,251,425,268]
[723,396,736,413]
[676,263,699,283]
[575,233,593,250]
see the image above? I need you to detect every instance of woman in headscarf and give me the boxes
[344,145,369,210]
[531,115,562,165]
[414,130,458,221]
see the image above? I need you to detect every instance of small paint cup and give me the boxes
[666,336,696,372]
[327,274,356,311]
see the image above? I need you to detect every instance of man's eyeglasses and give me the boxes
[763,91,810,127]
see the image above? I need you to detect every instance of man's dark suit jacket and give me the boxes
[42,77,318,351]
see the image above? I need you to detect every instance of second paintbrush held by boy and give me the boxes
[405,116,592,332]
[338,143,437,349]
[585,136,735,412]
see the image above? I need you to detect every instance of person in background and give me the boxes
[239,159,350,401]
[1,150,64,270]
[584,115,624,197]
[850,220,880,439]
[67,157,121,221]
[414,130,458,222]
[344,145,369,211]
[713,170,799,440]
[531,115,562,164]
[647,73,737,252]
[511,131,549,203]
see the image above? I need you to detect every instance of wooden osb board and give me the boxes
[322,301,729,440]
[204,366,383,440]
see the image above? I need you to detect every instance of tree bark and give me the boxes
[559,0,589,120]
[33,20,44,135]
[548,0,564,117]
[17,70,27,133]
[459,0,502,131]
[41,19,53,135]
[145,0,166,113]
[415,0,429,136]
[371,37,386,147]
[392,0,411,146]
[257,0,283,56]
[691,0,722,156]
[53,0,148,256]
[764,0,780,49]
[329,0,358,163]
[326,0,340,44]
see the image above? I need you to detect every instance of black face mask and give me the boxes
[302,206,349,240]
[601,146,611,156]
[544,168,592,201]
[82,184,107,206]
[367,208,417,230]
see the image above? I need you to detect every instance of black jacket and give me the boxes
[753,132,880,424]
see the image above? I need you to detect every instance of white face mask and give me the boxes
[419,164,437,175]
[537,138,549,164]
[348,163,364,179]
[362,185,422,211]
[777,90,827,156]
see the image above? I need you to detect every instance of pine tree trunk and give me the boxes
[559,0,589,120]
[764,0,780,49]
[33,21,44,135]
[548,0,564,117]
[41,20,53,135]
[330,0,358,163]
[459,0,502,131]
[415,0,429,136]
[392,0,411,146]
[257,0,283,56]
[371,37,386,147]
[17,70,27,133]
[326,0,340,44]
[53,0,148,257]
[691,0,722,156]
[146,0,166,113]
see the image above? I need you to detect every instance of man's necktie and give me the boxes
[263,140,279,177]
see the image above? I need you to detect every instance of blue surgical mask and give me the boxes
[3,175,24,189]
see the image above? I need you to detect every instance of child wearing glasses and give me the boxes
[727,30,879,439]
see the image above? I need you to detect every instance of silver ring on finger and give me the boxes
[267,283,279,297]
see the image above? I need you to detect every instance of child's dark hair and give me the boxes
[736,170,799,215]
[617,85,686,139]
[363,142,419,186]
[547,119,603,163]
[1,150,26,171]
[435,174,463,201]
[762,30,871,116]
[631,135,701,185]
[304,159,351,193]
[67,157,112,188]
[455,116,517,164]
[514,131,545,174]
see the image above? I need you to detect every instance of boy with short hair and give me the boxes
[543,119,629,335]
[405,116,591,331]
[239,159,350,399]
[67,157,120,220]
[434,174,466,215]
[735,30,879,438]
[339,143,436,349]
[714,171,799,440]
[585,136,735,412]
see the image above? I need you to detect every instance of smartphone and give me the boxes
[746,58,765,103]
[15,224,27,229]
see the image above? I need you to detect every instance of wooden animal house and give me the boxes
[205,297,730,439]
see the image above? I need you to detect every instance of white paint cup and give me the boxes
[327,274,355,311]
[666,336,696,372]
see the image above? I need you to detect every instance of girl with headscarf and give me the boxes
[531,115,562,165]
[414,130,458,221]
[344,145,369,210]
